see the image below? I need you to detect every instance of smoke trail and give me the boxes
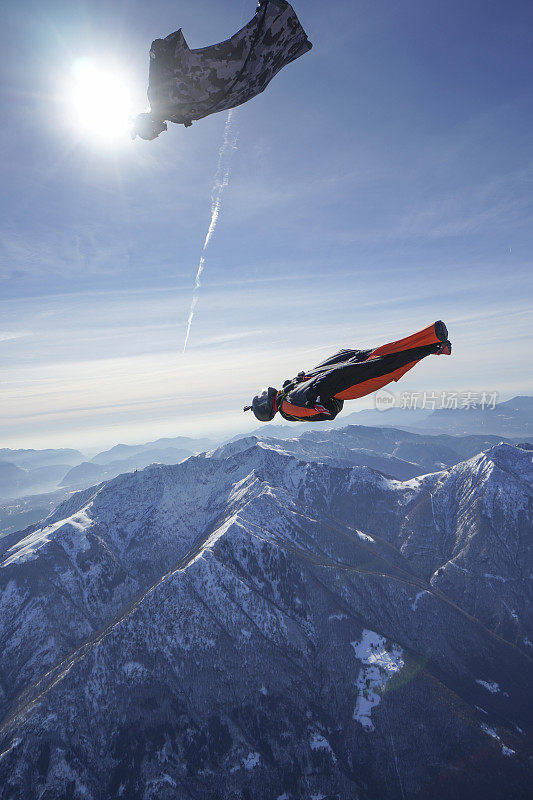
[183,111,237,352]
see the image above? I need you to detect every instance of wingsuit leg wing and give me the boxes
[324,321,450,401]
[324,344,439,401]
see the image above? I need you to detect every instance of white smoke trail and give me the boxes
[183,111,237,352]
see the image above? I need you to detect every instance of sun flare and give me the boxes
[69,58,135,144]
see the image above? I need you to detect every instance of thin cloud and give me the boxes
[0,330,30,343]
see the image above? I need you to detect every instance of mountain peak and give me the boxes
[474,441,533,484]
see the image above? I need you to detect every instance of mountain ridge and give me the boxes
[0,437,532,798]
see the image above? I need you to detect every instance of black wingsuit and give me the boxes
[140,1,312,131]
[275,322,451,422]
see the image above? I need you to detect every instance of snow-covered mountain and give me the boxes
[1,426,511,538]
[0,437,531,799]
[227,426,514,478]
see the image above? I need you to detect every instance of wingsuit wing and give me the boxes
[281,350,372,406]
[146,0,312,127]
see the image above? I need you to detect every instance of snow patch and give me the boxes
[484,573,507,583]
[476,679,500,693]
[411,591,427,611]
[481,724,515,757]
[151,773,177,788]
[481,724,499,740]
[309,733,336,762]
[351,629,404,731]
[46,749,92,798]
[0,737,21,760]
[328,612,347,621]
[356,530,374,543]
[123,662,148,678]
[243,751,260,770]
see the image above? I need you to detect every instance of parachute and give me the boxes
[133,0,312,140]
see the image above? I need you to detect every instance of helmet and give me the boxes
[132,113,168,141]
[250,387,278,422]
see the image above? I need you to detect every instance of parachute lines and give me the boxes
[183,111,237,352]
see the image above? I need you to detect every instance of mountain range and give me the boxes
[2,395,532,515]
[1,418,531,539]
[0,432,531,799]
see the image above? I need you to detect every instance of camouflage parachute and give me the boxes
[133,0,312,139]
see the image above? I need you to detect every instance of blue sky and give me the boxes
[1,0,532,450]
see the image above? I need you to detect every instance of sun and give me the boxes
[68,58,135,144]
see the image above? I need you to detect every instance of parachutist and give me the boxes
[132,1,311,140]
[245,322,453,423]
